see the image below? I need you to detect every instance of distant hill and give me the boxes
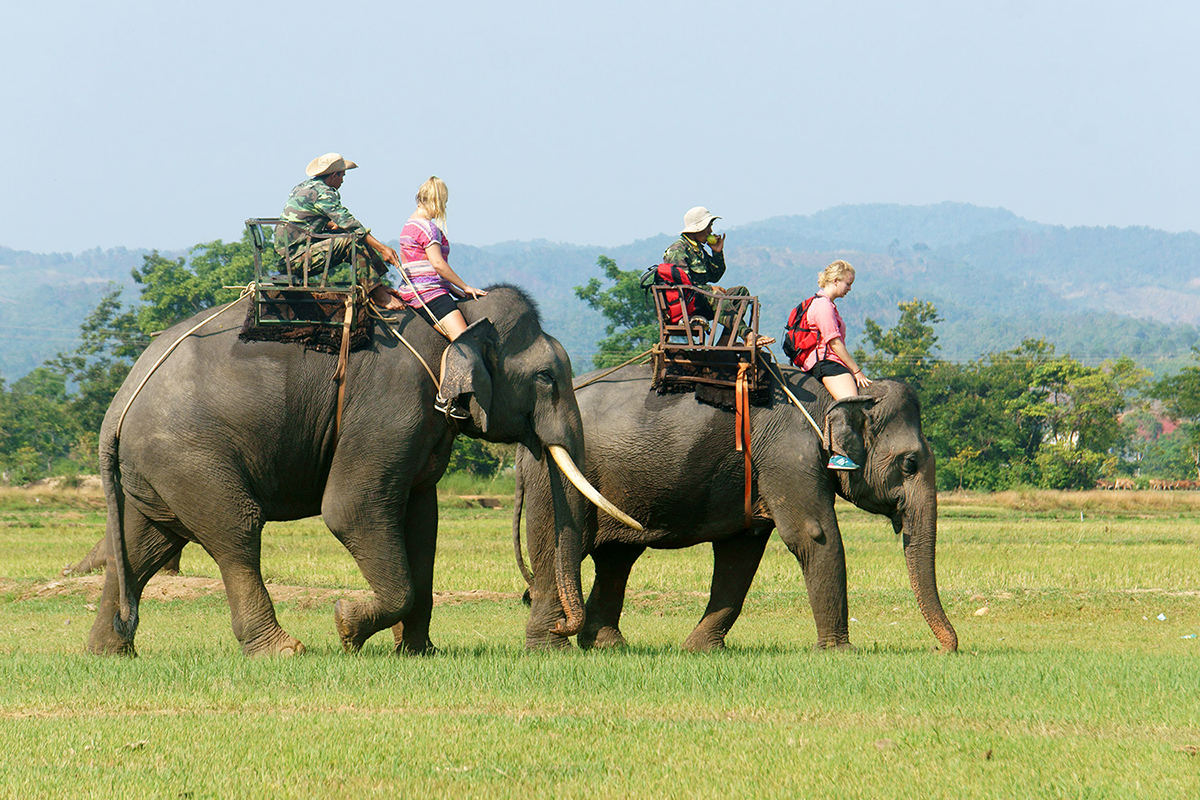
[2,203,1198,380]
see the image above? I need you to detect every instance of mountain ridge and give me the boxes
[2,202,1197,380]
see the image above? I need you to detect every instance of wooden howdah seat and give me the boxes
[243,217,377,333]
[649,284,766,397]
[236,218,382,354]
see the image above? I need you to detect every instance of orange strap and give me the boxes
[735,361,753,528]
[331,294,354,448]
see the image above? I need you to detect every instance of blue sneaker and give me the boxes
[827,454,859,471]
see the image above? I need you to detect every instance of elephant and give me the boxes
[514,362,958,653]
[87,285,637,656]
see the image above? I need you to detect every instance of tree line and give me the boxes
[0,232,521,485]
[2,248,1198,489]
[577,257,1200,491]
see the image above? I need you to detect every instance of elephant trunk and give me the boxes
[900,480,958,652]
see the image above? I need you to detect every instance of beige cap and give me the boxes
[681,206,721,234]
[306,153,359,178]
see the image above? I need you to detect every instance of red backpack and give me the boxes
[782,294,823,366]
[642,263,698,324]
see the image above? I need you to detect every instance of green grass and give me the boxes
[1,487,1199,798]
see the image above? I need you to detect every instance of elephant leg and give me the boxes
[390,486,438,656]
[775,509,851,651]
[87,507,187,656]
[66,535,109,576]
[682,531,771,652]
[204,522,304,657]
[159,548,183,576]
[325,498,413,654]
[578,542,645,650]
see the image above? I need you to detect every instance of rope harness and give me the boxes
[571,348,654,391]
[115,284,256,440]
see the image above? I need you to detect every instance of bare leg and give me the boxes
[821,372,858,401]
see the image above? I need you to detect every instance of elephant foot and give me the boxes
[814,640,855,653]
[578,626,627,651]
[682,630,727,653]
[87,637,137,657]
[333,599,371,653]
[525,635,573,651]
[394,641,438,656]
[244,634,306,657]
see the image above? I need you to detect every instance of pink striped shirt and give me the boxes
[397,217,452,305]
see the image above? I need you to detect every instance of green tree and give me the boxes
[1149,352,1200,478]
[0,233,264,483]
[856,299,942,391]
[133,231,260,333]
[0,367,82,480]
[575,256,658,368]
[51,286,148,437]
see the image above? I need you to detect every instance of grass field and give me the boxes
[1,485,1198,798]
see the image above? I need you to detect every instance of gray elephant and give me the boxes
[88,285,636,656]
[514,363,958,653]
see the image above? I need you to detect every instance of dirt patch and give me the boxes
[9,575,521,606]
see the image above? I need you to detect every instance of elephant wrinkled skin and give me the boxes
[515,363,958,653]
[88,286,602,657]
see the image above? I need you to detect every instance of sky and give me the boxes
[3,0,1199,254]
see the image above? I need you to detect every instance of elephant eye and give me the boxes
[535,369,555,386]
[901,454,919,475]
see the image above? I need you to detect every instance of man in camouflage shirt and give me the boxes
[662,206,774,347]
[275,153,400,306]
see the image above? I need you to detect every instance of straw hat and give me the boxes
[681,206,720,234]
[306,153,359,178]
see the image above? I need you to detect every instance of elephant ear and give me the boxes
[827,396,875,466]
[440,318,499,432]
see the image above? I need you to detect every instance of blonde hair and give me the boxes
[415,176,449,224]
[817,260,855,288]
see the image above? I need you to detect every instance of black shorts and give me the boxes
[418,292,459,323]
[807,359,851,380]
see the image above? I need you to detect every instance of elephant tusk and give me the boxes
[548,445,644,531]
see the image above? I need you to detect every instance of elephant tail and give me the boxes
[512,463,534,595]
[101,432,139,642]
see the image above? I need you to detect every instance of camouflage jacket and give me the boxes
[662,235,726,285]
[275,178,368,253]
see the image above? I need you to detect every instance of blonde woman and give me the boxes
[798,260,871,469]
[396,176,488,417]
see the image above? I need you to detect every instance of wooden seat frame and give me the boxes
[245,218,370,330]
[650,284,762,391]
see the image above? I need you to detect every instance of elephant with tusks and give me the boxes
[86,285,638,656]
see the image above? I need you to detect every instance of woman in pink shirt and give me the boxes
[394,176,488,418]
[395,176,487,340]
[801,260,871,469]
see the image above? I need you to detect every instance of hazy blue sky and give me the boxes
[4,0,1197,254]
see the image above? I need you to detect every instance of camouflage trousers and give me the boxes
[275,234,386,287]
[699,285,754,339]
